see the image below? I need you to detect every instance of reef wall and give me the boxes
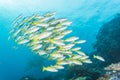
[94,14,120,67]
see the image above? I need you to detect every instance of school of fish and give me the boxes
[8,12,105,72]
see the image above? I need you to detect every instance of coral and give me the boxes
[97,77,106,80]
[97,62,120,80]
[97,71,120,80]
[105,62,120,71]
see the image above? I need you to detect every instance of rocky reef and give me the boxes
[97,62,120,80]
[94,14,120,67]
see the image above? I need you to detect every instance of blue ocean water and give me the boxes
[0,0,120,80]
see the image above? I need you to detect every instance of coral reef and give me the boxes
[97,62,120,80]
[105,62,120,71]
[93,14,120,67]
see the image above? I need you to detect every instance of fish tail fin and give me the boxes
[93,55,96,58]
[42,66,46,72]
